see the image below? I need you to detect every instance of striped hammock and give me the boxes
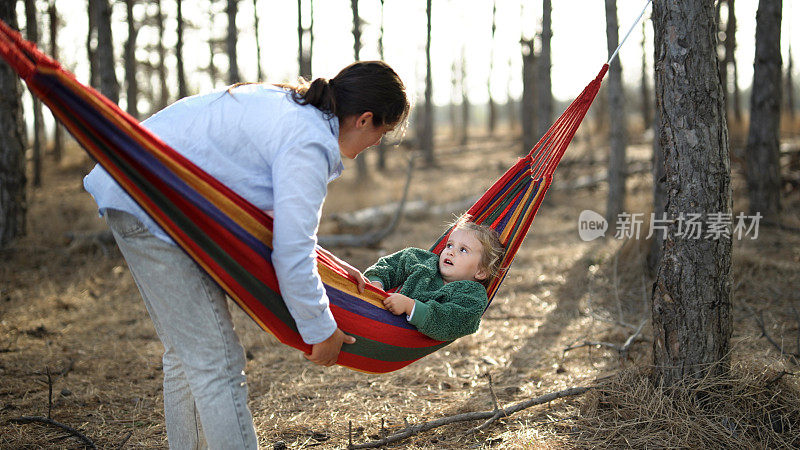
[0,19,606,374]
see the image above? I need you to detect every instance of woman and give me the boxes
[84,61,409,449]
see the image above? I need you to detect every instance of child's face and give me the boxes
[438,228,488,284]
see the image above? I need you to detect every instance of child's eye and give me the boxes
[445,243,453,248]
[460,247,468,253]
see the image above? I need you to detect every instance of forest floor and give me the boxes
[1,125,799,449]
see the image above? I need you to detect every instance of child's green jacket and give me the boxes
[364,247,487,341]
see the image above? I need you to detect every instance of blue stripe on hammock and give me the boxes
[326,285,416,330]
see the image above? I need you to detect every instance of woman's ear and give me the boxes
[355,111,374,128]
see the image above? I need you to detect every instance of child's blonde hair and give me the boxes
[450,215,505,286]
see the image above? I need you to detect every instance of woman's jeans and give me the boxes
[106,209,258,449]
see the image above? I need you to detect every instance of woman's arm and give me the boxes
[270,141,353,361]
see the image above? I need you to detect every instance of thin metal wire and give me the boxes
[608,0,653,65]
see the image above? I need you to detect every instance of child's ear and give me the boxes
[474,267,489,281]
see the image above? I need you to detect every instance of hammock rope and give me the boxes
[1,19,606,373]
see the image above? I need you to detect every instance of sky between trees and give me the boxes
[13,0,800,109]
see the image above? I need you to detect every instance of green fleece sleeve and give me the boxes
[363,248,418,291]
[408,281,488,341]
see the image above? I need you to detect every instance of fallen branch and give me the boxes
[8,416,97,449]
[347,386,589,449]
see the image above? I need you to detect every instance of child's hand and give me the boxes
[383,293,414,316]
[369,280,384,290]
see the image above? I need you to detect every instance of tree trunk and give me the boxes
[87,0,98,88]
[124,0,139,119]
[652,0,732,386]
[459,47,469,147]
[207,6,219,87]
[48,0,63,162]
[155,0,169,109]
[745,0,782,219]
[787,47,795,120]
[727,0,742,123]
[91,0,120,104]
[421,0,434,165]
[376,0,387,170]
[297,0,313,80]
[487,0,496,136]
[24,0,43,187]
[351,0,368,177]
[605,0,627,226]
[535,0,552,142]
[521,38,536,154]
[450,60,458,141]
[640,20,652,131]
[647,106,665,275]
[253,0,263,81]
[0,3,27,248]
[227,0,239,84]
[176,0,188,98]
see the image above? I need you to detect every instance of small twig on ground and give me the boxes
[765,370,797,387]
[744,303,800,365]
[619,319,647,359]
[791,302,800,356]
[485,374,500,411]
[117,431,133,450]
[9,416,97,449]
[46,367,53,420]
[563,318,647,360]
[347,386,590,449]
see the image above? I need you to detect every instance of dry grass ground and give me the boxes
[1,124,799,449]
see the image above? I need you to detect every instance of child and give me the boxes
[364,218,504,341]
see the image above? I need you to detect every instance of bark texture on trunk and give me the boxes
[176,0,188,98]
[535,0,552,142]
[253,0,263,81]
[351,0,367,177]
[48,0,63,161]
[521,38,536,154]
[745,0,782,219]
[155,0,169,109]
[652,0,732,387]
[92,0,120,103]
[227,0,240,84]
[0,4,27,248]
[604,0,627,227]
[487,0,497,136]
[297,0,313,80]
[421,0,434,165]
[24,0,43,186]
[124,0,139,119]
[640,21,652,131]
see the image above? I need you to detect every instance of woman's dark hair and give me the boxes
[280,61,410,129]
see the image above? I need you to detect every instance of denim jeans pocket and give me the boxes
[106,209,148,238]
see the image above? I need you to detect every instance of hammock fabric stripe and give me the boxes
[0,19,605,373]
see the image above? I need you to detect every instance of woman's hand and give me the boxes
[305,328,356,367]
[383,293,415,316]
[339,261,369,294]
[318,247,369,293]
